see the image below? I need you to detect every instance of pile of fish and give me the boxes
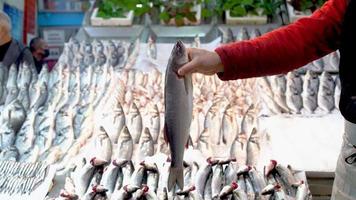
[0,160,48,195]
[258,70,340,115]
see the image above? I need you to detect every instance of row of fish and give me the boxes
[220,27,339,73]
[258,70,340,115]
[49,153,311,200]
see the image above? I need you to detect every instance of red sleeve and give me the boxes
[215,0,347,80]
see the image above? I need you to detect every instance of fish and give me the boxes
[122,161,135,187]
[137,127,155,162]
[286,71,303,94]
[92,127,112,164]
[115,125,133,162]
[246,128,260,166]
[104,101,125,144]
[334,76,341,109]
[293,180,309,200]
[224,161,237,185]
[127,102,143,144]
[146,171,159,194]
[230,131,248,166]
[221,27,234,44]
[211,164,224,198]
[302,70,319,113]
[248,168,266,196]
[130,165,146,188]
[311,58,324,72]
[0,146,18,161]
[318,71,335,112]
[164,41,193,191]
[0,119,16,150]
[286,88,303,114]
[275,164,297,196]
[204,170,213,200]
[15,110,36,155]
[148,104,161,144]
[236,27,250,41]
[147,35,157,60]
[221,104,238,145]
[271,75,290,113]
[249,28,262,39]
[72,158,96,197]
[195,158,218,198]
[219,182,238,199]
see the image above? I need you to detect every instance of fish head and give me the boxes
[141,127,153,142]
[130,102,140,116]
[169,41,188,72]
[9,64,17,76]
[119,126,132,141]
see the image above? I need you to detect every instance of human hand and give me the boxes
[178,48,224,76]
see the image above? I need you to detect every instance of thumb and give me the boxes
[178,59,198,76]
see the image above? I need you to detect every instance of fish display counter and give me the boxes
[0,25,342,199]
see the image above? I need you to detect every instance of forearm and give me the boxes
[215,0,347,80]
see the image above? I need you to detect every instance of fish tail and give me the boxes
[167,167,184,191]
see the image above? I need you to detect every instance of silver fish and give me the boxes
[122,161,135,188]
[271,75,290,113]
[195,158,218,199]
[203,171,213,200]
[93,127,112,164]
[318,71,335,112]
[221,27,234,44]
[73,158,96,197]
[246,128,260,166]
[302,70,319,113]
[219,182,238,199]
[211,164,224,198]
[221,104,238,145]
[127,102,143,144]
[224,162,237,185]
[2,99,26,133]
[15,110,36,155]
[286,71,303,94]
[236,27,250,41]
[149,104,161,144]
[0,121,16,151]
[327,51,340,71]
[115,125,133,162]
[230,130,248,166]
[146,171,159,194]
[293,180,309,200]
[137,127,155,162]
[286,88,303,114]
[131,165,145,188]
[0,146,18,161]
[275,164,297,196]
[250,28,262,39]
[164,41,193,191]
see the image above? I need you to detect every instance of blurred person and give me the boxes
[178,0,356,199]
[29,37,49,73]
[0,11,34,68]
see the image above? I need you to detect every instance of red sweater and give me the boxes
[215,0,347,80]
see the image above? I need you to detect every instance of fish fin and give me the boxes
[163,123,168,143]
[167,167,184,191]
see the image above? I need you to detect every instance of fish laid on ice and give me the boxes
[136,127,155,162]
[164,41,193,191]
[334,76,341,109]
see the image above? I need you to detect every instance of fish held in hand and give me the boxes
[164,41,193,191]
